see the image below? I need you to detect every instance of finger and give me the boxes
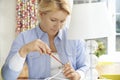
[63,63,72,71]
[63,63,75,79]
[66,72,75,79]
[63,66,75,77]
[39,41,51,54]
[38,39,51,54]
[63,66,71,73]
[64,62,71,68]
[39,50,42,54]
[37,42,47,54]
[39,45,46,54]
[36,39,47,53]
[34,42,46,54]
[44,44,51,53]
[64,68,74,76]
[63,63,72,74]
[39,47,45,53]
[35,46,43,54]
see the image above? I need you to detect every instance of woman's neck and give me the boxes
[48,35,57,53]
[39,24,46,33]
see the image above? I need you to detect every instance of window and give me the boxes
[116,0,120,52]
[73,0,101,4]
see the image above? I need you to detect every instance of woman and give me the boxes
[2,0,89,80]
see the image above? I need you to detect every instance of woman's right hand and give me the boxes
[19,39,51,58]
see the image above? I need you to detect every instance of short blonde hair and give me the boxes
[37,0,71,21]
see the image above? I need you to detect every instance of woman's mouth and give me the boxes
[51,29,57,32]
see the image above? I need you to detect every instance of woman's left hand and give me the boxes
[63,63,81,80]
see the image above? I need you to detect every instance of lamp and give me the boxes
[67,2,113,80]
[67,2,113,40]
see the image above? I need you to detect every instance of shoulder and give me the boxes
[15,27,37,43]
[20,27,36,37]
[17,27,37,38]
[65,40,86,54]
[67,39,86,46]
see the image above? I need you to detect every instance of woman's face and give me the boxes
[40,10,68,36]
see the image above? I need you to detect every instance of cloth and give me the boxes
[50,53,67,79]
[1,25,89,80]
[9,52,25,72]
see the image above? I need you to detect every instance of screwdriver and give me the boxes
[49,53,63,65]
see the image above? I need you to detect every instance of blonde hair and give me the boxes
[37,0,71,21]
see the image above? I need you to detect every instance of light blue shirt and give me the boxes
[1,25,89,80]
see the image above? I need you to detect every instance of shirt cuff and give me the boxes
[76,70,85,80]
[9,52,26,72]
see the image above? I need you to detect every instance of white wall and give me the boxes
[0,0,16,69]
[68,2,115,55]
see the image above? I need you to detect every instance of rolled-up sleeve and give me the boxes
[1,33,25,80]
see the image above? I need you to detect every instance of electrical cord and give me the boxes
[44,69,68,80]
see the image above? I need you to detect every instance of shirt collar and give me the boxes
[35,25,45,39]
[56,29,63,40]
[35,25,63,40]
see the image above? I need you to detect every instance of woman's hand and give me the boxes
[19,39,51,58]
[63,63,81,80]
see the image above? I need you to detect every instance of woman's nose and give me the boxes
[55,21,61,28]
[57,21,61,25]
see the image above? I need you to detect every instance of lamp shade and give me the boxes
[67,2,114,40]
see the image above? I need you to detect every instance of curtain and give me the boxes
[16,0,38,34]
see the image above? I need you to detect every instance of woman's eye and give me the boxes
[51,19,56,22]
[61,20,64,23]
[60,20,65,24]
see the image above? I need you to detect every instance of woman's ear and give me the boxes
[39,12,46,17]
[37,0,41,3]
[39,12,43,17]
